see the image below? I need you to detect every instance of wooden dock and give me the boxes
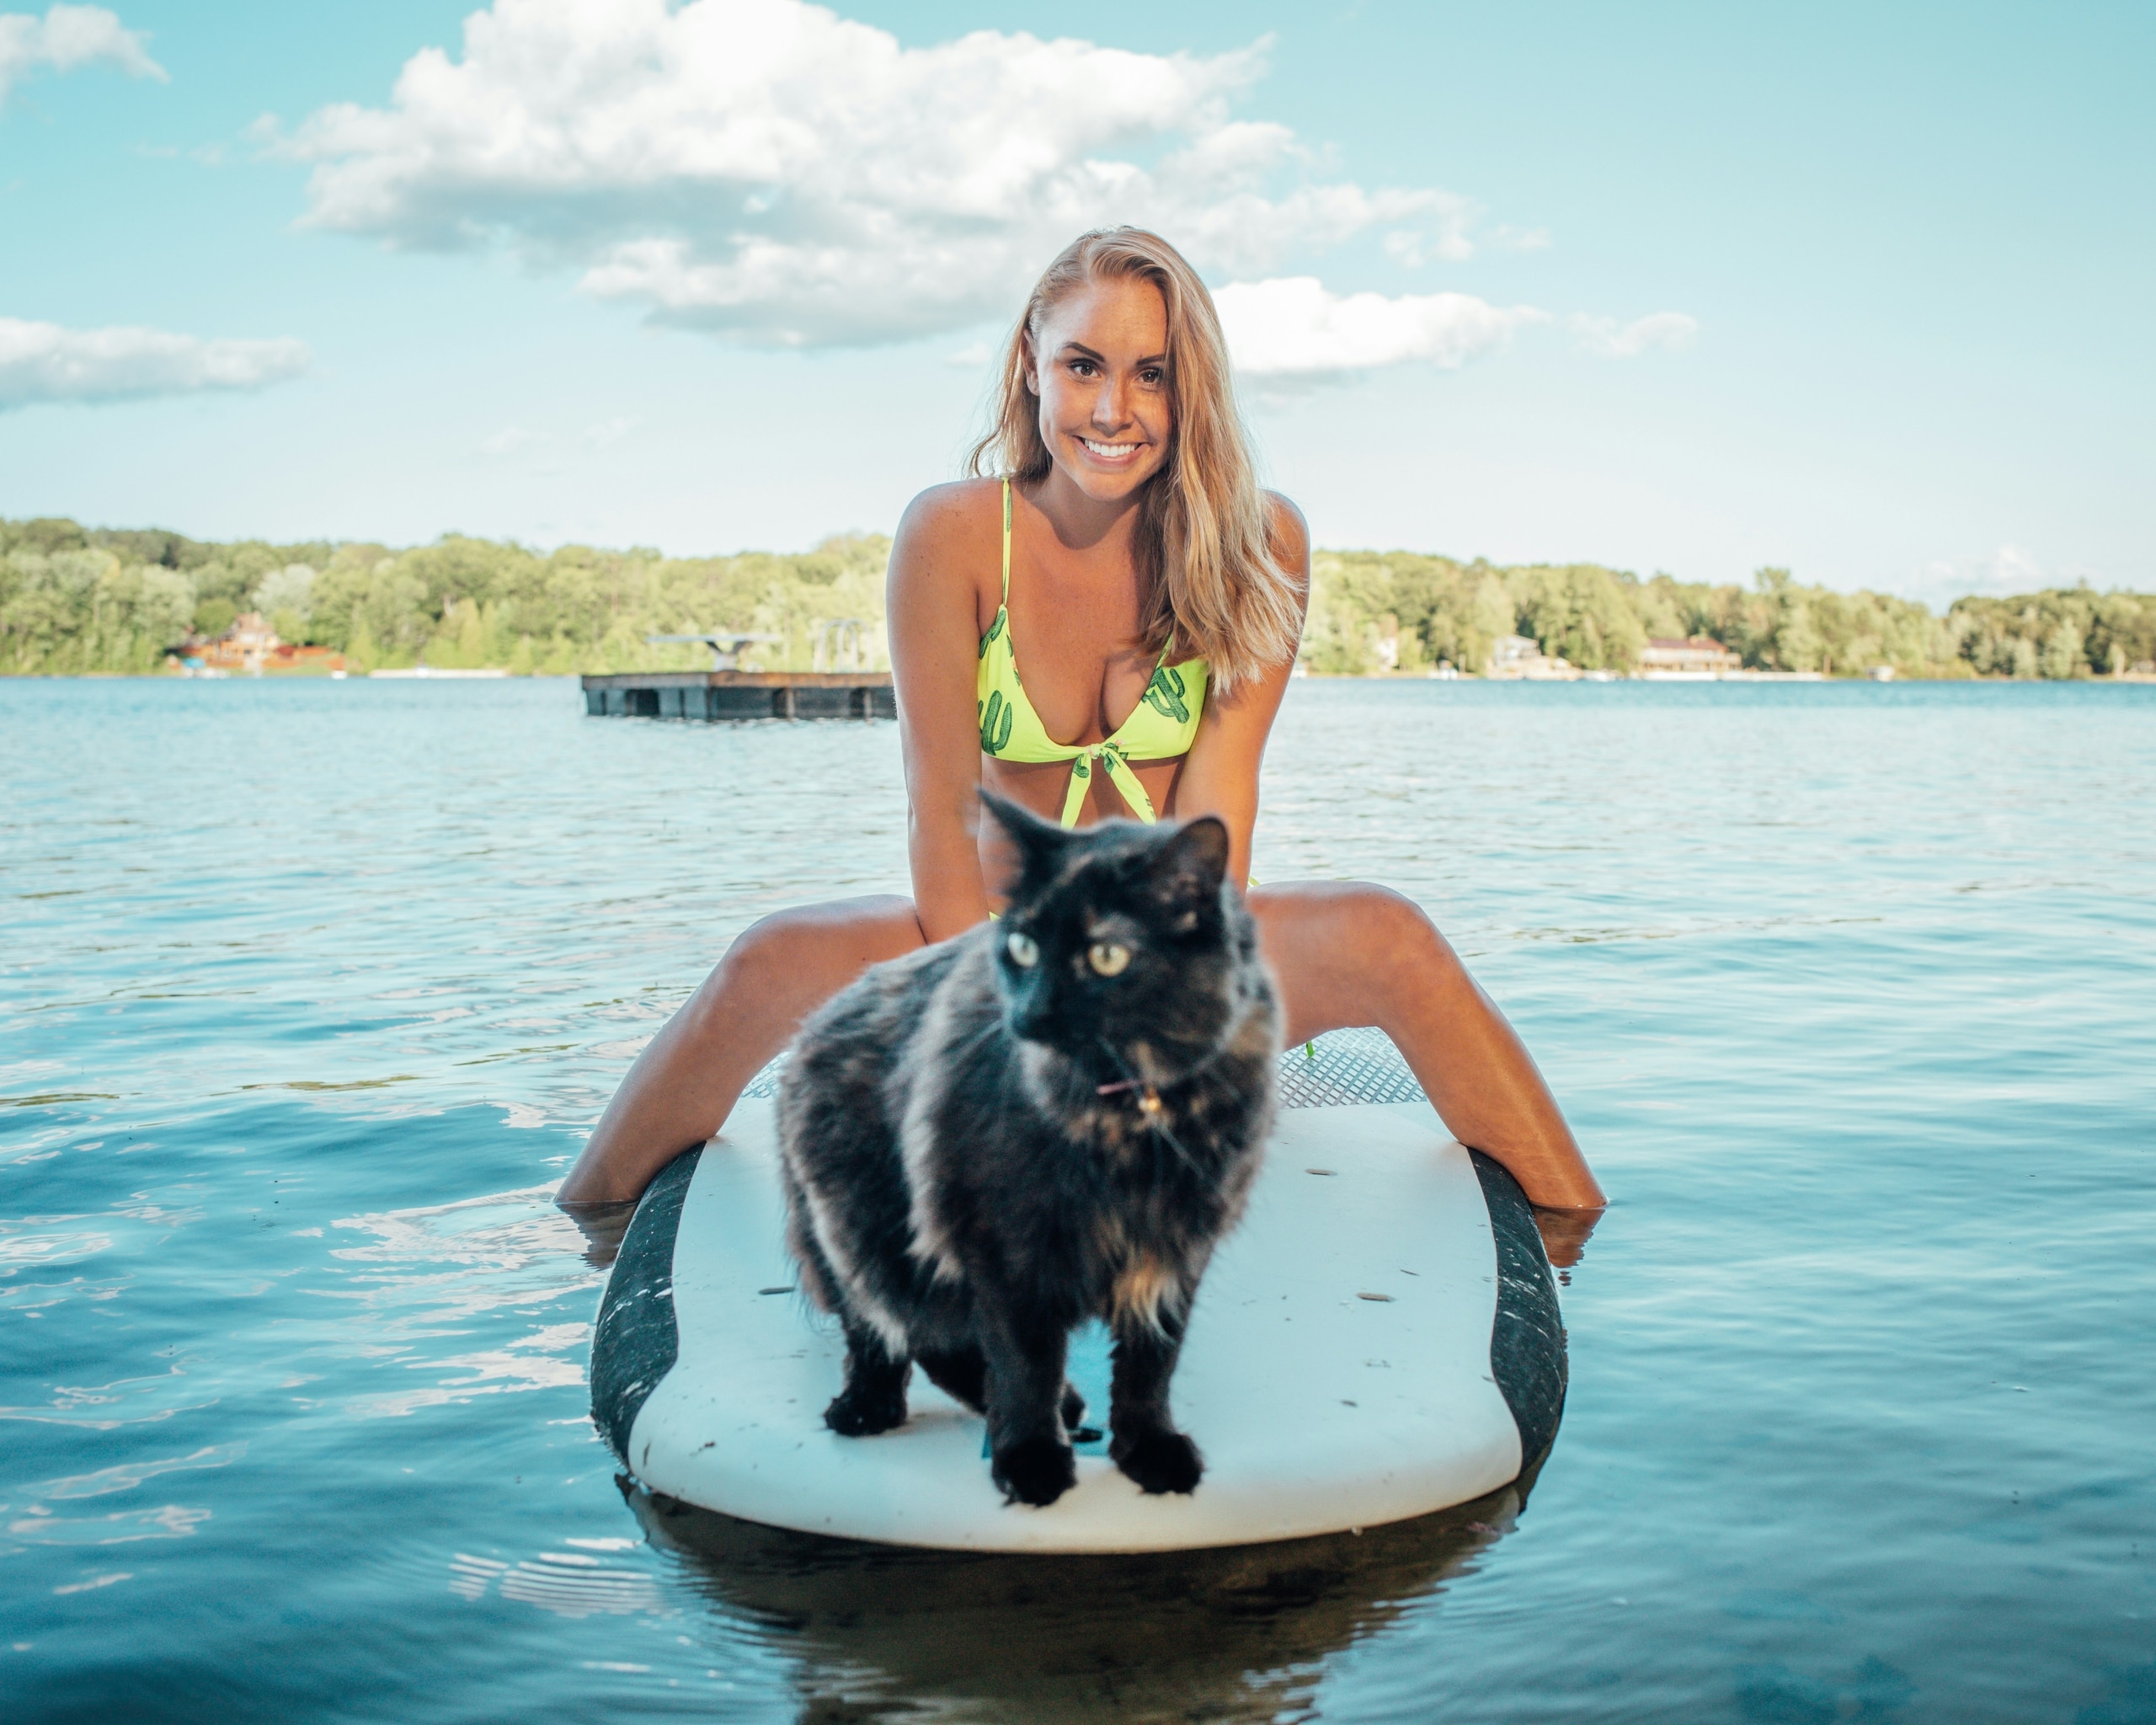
[581,670,895,721]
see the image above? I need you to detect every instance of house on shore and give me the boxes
[1638,636,1742,678]
[1487,633,1579,681]
[167,612,346,676]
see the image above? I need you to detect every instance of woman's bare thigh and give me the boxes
[560,893,926,1204]
[1246,880,1604,1216]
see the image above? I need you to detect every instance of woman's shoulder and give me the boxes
[1262,493,1310,623]
[895,477,1003,543]
[889,478,1002,607]
[1262,489,1310,561]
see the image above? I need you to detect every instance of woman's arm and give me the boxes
[887,483,998,942]
[1169,495,1310,885]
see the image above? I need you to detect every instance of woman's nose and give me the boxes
[1090,377,1129,430]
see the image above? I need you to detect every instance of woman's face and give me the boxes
[1027,275,1173,503]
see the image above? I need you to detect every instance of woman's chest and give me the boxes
[999,567,1155,746]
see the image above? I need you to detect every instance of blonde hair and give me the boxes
[968,228,1303,692]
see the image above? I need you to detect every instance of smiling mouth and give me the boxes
[1079,436,1145,462]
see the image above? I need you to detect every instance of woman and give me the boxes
[558,228,1605,1254]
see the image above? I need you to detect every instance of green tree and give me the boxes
[345,612,379,672]
[1509,564,1647,670]
[6,511,2151,683]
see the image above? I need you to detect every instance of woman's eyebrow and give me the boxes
[1056,341,1170,367]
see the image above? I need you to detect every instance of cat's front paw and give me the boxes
[824,1381,908,1437]
[992,1434,1077,1507]
[1112,1425,1203,1495]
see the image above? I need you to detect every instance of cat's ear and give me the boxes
[978,787,1066,877]
[1155,814,1230,905]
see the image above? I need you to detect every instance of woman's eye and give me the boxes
[1006,932,1038,968]
[1087,942,1131,978]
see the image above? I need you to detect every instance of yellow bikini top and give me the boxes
[978,478,1209,828]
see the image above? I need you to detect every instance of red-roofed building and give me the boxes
[1638,636,1742,676]
[168,613,345,676]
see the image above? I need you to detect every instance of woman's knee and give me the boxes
[702,895,919,1007]
[1337,883,1455,976]
[1261,878,1444,947]
[1258,880,1458,990]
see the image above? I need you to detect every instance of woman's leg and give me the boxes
[557,895,927,1204]
[1248,883,1607,1221]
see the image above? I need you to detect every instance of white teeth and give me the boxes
[1081,437,1141,460]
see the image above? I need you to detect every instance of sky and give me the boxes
[1,0,2148,606]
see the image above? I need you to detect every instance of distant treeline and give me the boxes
[1305,553,2156,680]
[3,514,2153,681]
[0,516,890,678]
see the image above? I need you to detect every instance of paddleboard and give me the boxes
[590,1028,1566,1553]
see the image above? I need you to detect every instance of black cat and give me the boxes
[776,791,1281,1508]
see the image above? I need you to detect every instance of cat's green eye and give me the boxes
[1087,942,1131,978]
[1006,931,1039,968]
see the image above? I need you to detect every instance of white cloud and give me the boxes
[478,425,542,456]
[477,417,638,457]
[1569,311,1698,359]
[277,0,1486,348]
[1969,543,2049,593]
[0,4,164,104]
[1215,276,1546,378]
[1902,542,2077,609]
[0,318,311,408]
[1487,225,1552,253]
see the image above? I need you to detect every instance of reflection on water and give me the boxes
[628,1477,1529,1724]
[451,1541,668,1618]
[5,677,2155,1722]
[318,1185,601,1418]
[559,1199,639,1270]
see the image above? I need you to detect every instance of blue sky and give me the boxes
[1,0,2148,604]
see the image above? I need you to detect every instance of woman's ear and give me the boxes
[1020,331,1039,397]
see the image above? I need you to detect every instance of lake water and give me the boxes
[4,676,2153,1723]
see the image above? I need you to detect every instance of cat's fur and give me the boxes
[776,791,1281,1508]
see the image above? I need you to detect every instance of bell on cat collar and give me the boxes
[1096,1076,1164,1117]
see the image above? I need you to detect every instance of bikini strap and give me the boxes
[1001,478,1011,604]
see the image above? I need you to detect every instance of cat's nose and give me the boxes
[1010,993,1059,1044]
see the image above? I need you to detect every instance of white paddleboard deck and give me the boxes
[591,1030,1566,1553]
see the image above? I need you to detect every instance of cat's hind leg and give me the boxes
[978,1308,1078,1507]
[825,1318,911,1437]
[1108,1297,1203,1495]
[915,1345,986,1413]
[920,1346,1089,1437]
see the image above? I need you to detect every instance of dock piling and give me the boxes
[581,671,894,721]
